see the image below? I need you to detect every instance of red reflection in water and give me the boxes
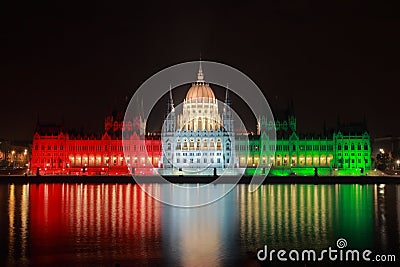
[29,184,162,266]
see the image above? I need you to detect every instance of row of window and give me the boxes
[338,143,369,151]
[176,158,223,164]
[169,141,229,150]
[35,145,64,151]
[234,144,335,152]
[338,152,369,157]
[34,144,162,152]
[175,152,223,157]
[338,158,369,164]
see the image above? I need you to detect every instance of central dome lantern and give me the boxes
[185,62,215,101]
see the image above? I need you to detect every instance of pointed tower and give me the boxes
[197,60,204,83]
[222,85,236,168]
[165,84,176,133]
[222,86,233,133]
[288,98,296,132]
[162,84,176,169]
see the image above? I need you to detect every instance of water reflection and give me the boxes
[238,184,374,252]
[0,183,399,266]
[29,184,162,266]
[2,184,30,266]
[161,184,239,267]
[373,184,400,254]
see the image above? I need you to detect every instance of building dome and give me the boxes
[185,61,215,100]
[186,83,215,100]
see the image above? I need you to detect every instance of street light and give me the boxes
[397,160,400,169]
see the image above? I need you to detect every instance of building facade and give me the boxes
[31,64,372,176]
[31,113,161,175]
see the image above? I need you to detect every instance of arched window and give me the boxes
[203,140,208,149]
[364,143,368,150]
[189,139,194,150]
[210,139,215,149]
[216,140,222,150]
[226,142,231,150]
[196,139,201,150]
[338,144,342,150]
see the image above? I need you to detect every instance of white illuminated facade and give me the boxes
[162,63,236,173]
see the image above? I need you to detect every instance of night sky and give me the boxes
[1,0,399,141]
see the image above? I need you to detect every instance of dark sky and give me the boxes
[1,0,399,141]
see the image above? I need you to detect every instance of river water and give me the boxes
[0,183,399,266]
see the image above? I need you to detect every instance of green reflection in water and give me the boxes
[334,184,374,248]
[237,184,374,252]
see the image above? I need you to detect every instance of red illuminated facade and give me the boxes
[31,112,161,175]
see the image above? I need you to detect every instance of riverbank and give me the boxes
[0,175,399,184]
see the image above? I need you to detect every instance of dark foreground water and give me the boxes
[0,183,399,266]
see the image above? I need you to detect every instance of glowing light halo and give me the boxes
[123,61,276,207]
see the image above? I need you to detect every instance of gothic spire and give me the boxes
[225,84,231,106]
[197,60,204,83]
[168,84,175,112]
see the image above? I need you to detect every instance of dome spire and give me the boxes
[169,84,174,111]
[169,84,174,112]
[197,60,204,83]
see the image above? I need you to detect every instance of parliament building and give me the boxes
[31,64,371,176]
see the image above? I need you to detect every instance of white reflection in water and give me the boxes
[161,184,238,267]
[7,184,29,266]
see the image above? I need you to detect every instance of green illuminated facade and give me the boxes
[236,112,371,176]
